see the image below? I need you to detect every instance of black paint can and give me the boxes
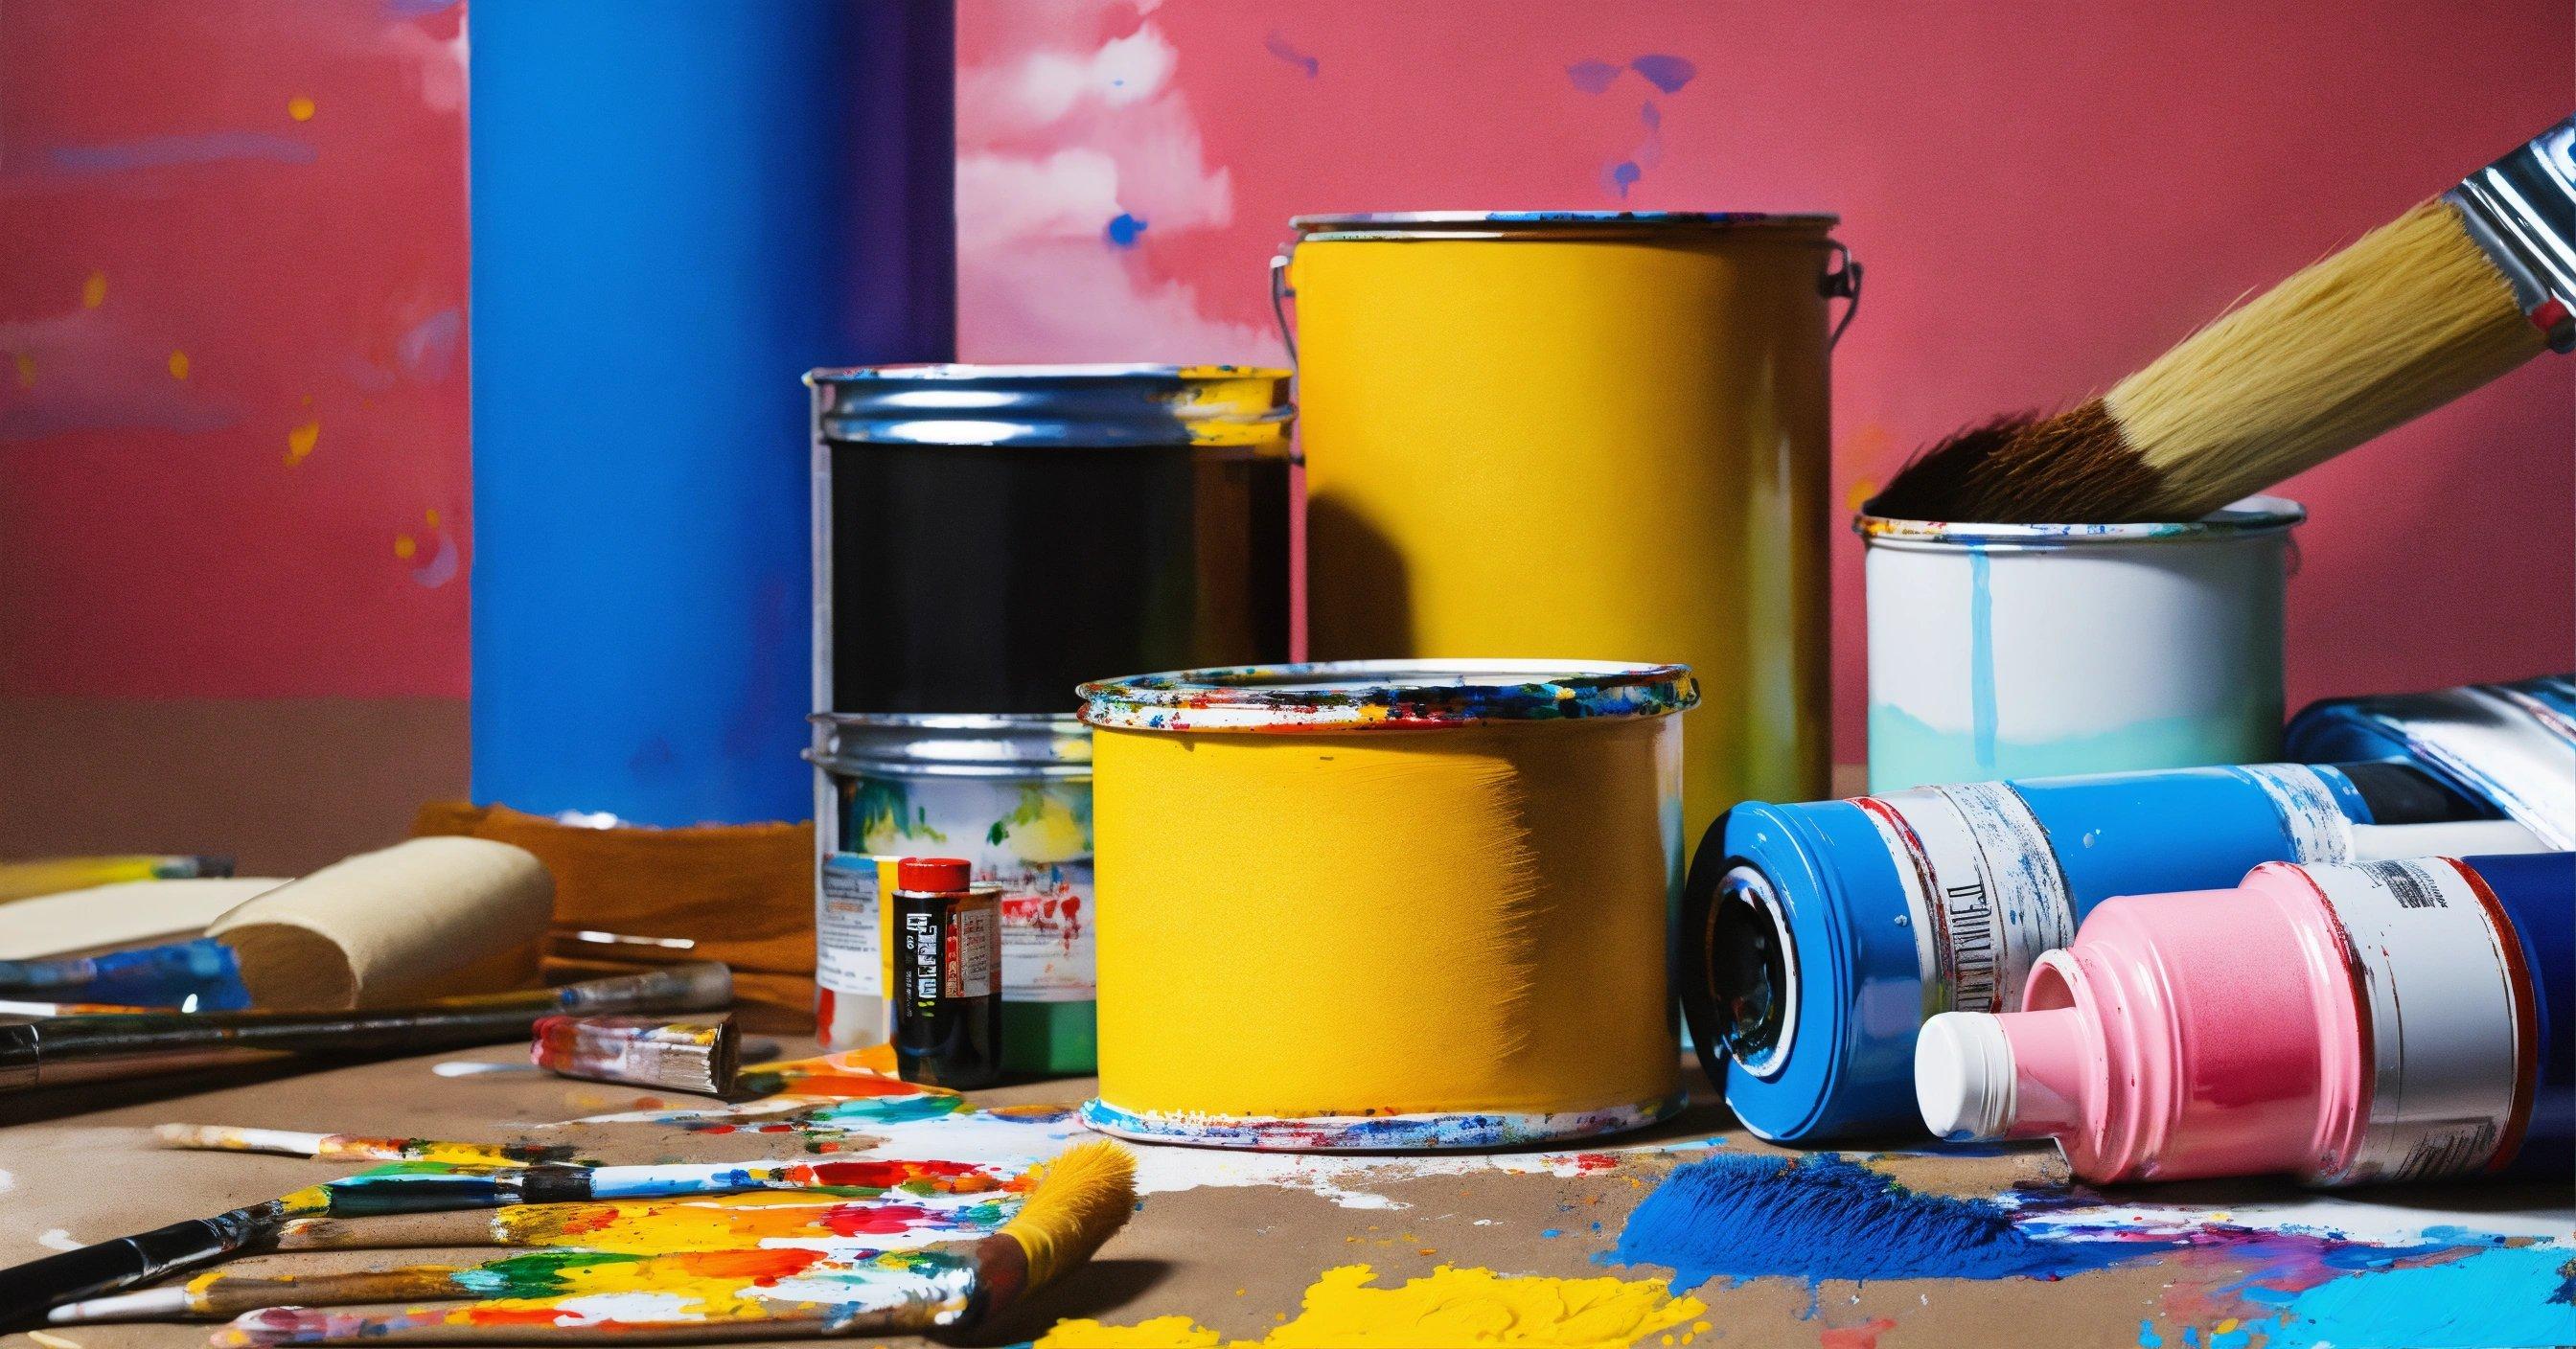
[890,856,1001,1088]
[807,364,1294,713]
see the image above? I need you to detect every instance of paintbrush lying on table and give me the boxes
[0,962,731,1091]
[0,1148,1015,1328]
[152,1126,595,1168]
[203,1142,1138,1346]
[1870,115,2574,525]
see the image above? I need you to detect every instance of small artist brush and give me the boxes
[0,1150,982,1326]
[49,1249,698,1322]
[205,1141,1138,1346]
[1872,117,2575,524]
[151,1125,589,1169]
[0,962,731,1091]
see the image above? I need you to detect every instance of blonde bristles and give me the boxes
[2107,198,2547,518]
[1000,1140,1137,1288]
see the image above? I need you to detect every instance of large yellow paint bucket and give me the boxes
[1288,213,1854,849]
[1076,660,1697,1150]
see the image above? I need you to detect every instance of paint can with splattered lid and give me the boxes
[1079,660,1698,1150]
[1856,496,2303,791]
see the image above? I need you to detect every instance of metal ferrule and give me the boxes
[2443,117,2576,352]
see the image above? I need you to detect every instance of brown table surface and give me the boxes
[2,1039,2565,1349]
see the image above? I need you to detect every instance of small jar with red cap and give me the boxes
[890,857,1003,1087]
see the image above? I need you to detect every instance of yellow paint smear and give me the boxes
[1039,1264,1705,1348]
[168,350,191,380]
[81,271,106,308]
[286,420,320,465]
[288,95,317,122]
[495,1191,858,1253]
[1093,720,1678,1118]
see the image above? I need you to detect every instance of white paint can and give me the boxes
[1858,496,2302,791]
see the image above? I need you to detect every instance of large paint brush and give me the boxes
[0,962,730,1091]
[0,1150,1001,1327]
[206,1141,1138,1345]
[46,1250,796,1322]
[1872,117,2574,524]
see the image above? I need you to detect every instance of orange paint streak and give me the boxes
[1819,1316,1899,1349]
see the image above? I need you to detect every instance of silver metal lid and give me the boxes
[1854,495,2305,550]
[808,712,1091,779]
[805,363,1291,451]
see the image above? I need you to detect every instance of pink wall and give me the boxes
[955,0,2575,760]
[0,1,2564,836]
[0,0,470,702]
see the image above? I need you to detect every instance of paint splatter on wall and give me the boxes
[955,0,2575,757]
[0,0,470,701]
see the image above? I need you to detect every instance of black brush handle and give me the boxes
[0,1215,248,1329]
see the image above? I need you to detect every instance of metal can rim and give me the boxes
[1077,659,1699,733]
[1853,494,2305,551]
[804,361,1292,385]
[1289,209,1838,240]
[808,711,1092,777]
[808,362,1292,450]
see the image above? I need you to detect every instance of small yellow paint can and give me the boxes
[1288,212,1854,849]
[1077,660,1698,1150]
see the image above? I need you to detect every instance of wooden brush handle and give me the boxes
[271,1210,503,1250]
[196,1268,469,1317]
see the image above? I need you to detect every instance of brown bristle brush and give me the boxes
[1873,116,2573,525]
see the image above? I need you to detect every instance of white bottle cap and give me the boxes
[1916,1012,2017,1141]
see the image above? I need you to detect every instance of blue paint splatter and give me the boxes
[1967,545,1998,775]
[2242,1246,2576,1349]
[46,132,315,174]
[1628,54,1698,94]
[1541,1229,1561,1239]
[1606,161,1643,196]
[1263,32,1319,78]
[2180,1329,2200,1348]
[1105,213,1148,247]
[1565,58,1622,94]
[2206,1324,2252,1349]
[2137,1319,2162,1347]
[1600,1153,2173,1292]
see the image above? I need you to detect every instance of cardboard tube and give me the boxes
[209,838,553,1009]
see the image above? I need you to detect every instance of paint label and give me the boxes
[816,856,884,999]
[946,904,996,998]
[1858,783,2076,1016]
[839,775,1094,1002]
[2304,858,2528,1184]
[2238,764,2358,863]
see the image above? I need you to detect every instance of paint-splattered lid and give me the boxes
[1078,659,1698,732]
[805,363,1292,451]
[1290,211,1839,240]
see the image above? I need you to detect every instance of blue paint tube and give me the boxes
[2475,851,2574,1178]
[0,939,251,1012]
[1682,761,2549,1142]
[2286,674,2576,850]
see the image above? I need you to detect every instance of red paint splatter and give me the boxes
[817,1202,944,1237]
[1557,1153,1622,1173]
[657,1247,826,1283]
[1819,1316,1898,1349]
[788,1157,994,1190]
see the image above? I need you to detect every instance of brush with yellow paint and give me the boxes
[1872,117,2574,524]
[192,1142,1138,1344]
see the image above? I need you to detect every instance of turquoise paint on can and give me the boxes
[1967,545,1997,776]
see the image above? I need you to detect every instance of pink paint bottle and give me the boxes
[1917,853,2572,1185]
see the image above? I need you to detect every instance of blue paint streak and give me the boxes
[1607,161,1643,195]
[2248,1246,2576,1349]
[2136,1319,2162,1347]
[1541,1228,1562,1239]
[396,309,466,381]
[1967,545,1998,775]
[1105,212,1148,247]
[47,132,315,173]
[1628,54,1697,93]
[1601,1153,2173,1292]
[1565,58,1622,94]
[0,938,251,1009]
[1261,31,1319,78]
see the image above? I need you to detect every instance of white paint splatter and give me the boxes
[36,1228,82,1251]
[955,11,1276,364]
